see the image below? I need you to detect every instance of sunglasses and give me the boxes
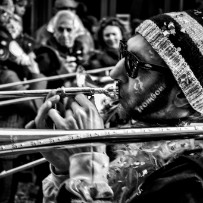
[119,40,168,78]
[57,27,73,33]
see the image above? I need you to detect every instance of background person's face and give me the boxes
[54,16,75,48]
[102,25,122,49]
[110,34,177,122]
[7,18,22,38]
[15,1,28,17]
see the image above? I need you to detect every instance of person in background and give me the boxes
[11,0,28,37]
[0,1,47,202]
[9,1,37,68]
[196,0,203,9]
[28,8,203,203]
[86,17,130,75]
[35,10,93,89]
[13,0,27,17]
[0,0,14,13]
[35,0,79,47]
[53,0,78,15]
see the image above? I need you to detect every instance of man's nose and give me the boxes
[22,7,26,13]
[108,34,115,41]
[62,30,70,37]
[110,58,128,83]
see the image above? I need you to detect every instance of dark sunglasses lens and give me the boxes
[58,27,72,33]
[125,54,138,78]
[120,50,124,59]
[58,27,64,33]
[125,54,133,77]
[119,42,125,59]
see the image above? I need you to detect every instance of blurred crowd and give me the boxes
[0,0,139,202]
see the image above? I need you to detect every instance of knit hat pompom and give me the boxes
[136,9,203,115]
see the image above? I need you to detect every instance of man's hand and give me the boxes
[34,90,104,174]
[65,94,104,130]
[34,90,61,129]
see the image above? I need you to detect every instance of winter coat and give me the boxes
[127,154,203,203]
[42,137,203,203]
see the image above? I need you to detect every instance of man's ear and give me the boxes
[174,89,189,107]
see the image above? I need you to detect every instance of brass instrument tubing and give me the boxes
[0,158,47,178]
[0,66,113,90]
[0,87,118,99]
[1,126,203,156]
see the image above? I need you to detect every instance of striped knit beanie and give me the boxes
[136,9,203,115]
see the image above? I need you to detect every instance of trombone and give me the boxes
[0,125,203,178]
[0,125,203,156]
[0,86,118,99]
[0,66,113,90]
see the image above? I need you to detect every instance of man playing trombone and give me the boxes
[31,8,203,203]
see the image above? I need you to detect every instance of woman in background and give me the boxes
[87,17,130,73]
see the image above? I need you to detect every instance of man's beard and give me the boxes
[117,82,174,124]
[116,103,132,122]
